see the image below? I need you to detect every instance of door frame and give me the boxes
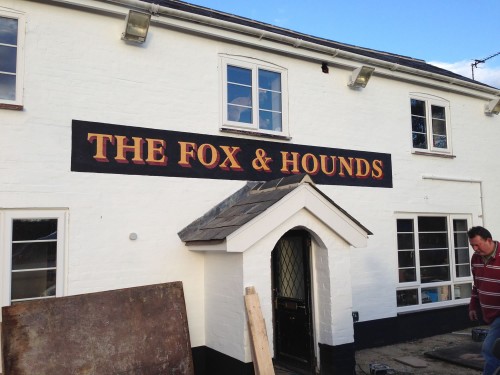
[271,229,315,372]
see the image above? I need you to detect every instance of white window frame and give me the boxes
[410,93,452,156]
[1,210,67,307]
[395,213,473,313]
[220,55,289,138]
[0,9,25,110]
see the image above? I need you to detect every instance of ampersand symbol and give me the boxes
[252,148,273,172]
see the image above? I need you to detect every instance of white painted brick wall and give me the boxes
[204,252,245,359]
[1,0,499,360]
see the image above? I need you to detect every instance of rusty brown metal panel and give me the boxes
[1,281,194,375]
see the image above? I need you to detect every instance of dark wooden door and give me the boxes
[272,230,313,370]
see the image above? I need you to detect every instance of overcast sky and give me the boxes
[186,0,500,89]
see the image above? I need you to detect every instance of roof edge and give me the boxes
[177,181,258,240]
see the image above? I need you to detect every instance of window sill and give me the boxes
[220,127,292,141]
[412,150,456,159]
[397,299,469,314]
[0,103,23,111]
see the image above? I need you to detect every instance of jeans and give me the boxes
[483,317,500,375]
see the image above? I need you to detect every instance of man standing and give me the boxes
[469,226,500,375]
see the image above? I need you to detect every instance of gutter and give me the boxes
[35,0,500,98]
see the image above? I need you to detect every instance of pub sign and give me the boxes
[71,120,392,188]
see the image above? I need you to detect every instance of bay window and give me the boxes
[396,214,472,310]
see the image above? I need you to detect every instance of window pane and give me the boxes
[259,110,282,131]
[227,65,251,85]
[453,220,468,231]
[0,16,18,45]
[12,242,57,270]
[456,264,471,278]
[454,283,472,299]
[399,268,416,283]
[411,99,425,116]
[431,105,445,120]
[397,289,418,307]
[432,119,446,135]
[412,133,427,149]
[418,216,447,231]
[397,219,414,232]
[259,89,282,111]
[398,250,415,268]
[397,233,414,250]
[11,269,56,300]
[433,135,447,149]
[453,219,471,278]
[419,232,448,249]
[259,69,281,91]
[454,232,468,248]
[0,44,16,73]
[420,249,449,266]
[411,116,426,133]
[0,73,15,100]
[421,265,450,282]
[397,219,417,284]
[227,83,252,124]
[13,219,58,241]
[455,248,470,264]
[422,285,451,303]
[228,105,252,123]
[227,84,252,105]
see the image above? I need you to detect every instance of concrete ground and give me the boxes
[355,327,485,375]
[0,327,486,375]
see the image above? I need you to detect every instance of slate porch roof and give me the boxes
[178,174,372,244]
[141,0,494,89]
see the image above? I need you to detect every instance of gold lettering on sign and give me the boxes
[279,151,385,180]
[280,152,301,174]
[115,136,145,164]
[88,133,167,165]
[178,141,244,171]
[338,157,354,177]
[355,158,371,179]
[198,144,220,169]
[320,155,338,176]
[301,153,319,175]
[178,141,197,168]
[145,138,167,166]
[83,130,388,185]
[87,133,115,162]
[219,146,243,171]
[252,149,273,172]
[372,160,384,179]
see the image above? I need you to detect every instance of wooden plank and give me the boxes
[2,282,194,375]
[244,286,275,375]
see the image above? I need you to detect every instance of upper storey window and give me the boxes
[221,56,289,138]
[410,95,451,155]
[0,10,25,109]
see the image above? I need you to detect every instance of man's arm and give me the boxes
[469,261,479,321]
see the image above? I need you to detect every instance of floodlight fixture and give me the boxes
[485,98,500,115]
[348,66,375,89]
[122,10,151,43]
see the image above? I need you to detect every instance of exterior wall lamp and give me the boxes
[122,10,151,43]
[348,66,375,89]
[485,98,500,115]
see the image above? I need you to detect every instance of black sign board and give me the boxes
[71,120,392,188]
